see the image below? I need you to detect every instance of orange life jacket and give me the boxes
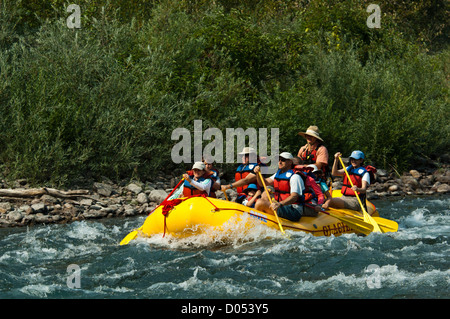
[299,144,329,173]
[182,171,212,197]
[341,166,367,196]
[273,169,304,204]
[234,163,257,193]
[299,144,322,163]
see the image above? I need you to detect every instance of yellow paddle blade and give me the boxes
[328,207,398,233]
[373,217,398,233]
[324,210,374,235]
[364,212,382,233]
[119,229,140,246]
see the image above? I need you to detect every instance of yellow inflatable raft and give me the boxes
[123,190,379,242]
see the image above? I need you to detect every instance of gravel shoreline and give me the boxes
[0,166,449,228]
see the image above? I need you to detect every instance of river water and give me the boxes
[0,195,448,301]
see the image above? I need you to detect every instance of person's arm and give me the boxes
[270,174,302,210]
[307,176,325,205]
[314,146,329,170]
[351,173,370,194]
[253,165,274,187]
[211,180,221,191]
[331,152,345,176]
[188,178,212,193]
[246,190,262,207]
[169,185,183,199]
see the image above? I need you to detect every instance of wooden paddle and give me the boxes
[338,156,382,233]
[257,171,285,235]
[119,177,185,245]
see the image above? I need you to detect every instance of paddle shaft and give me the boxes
[257,171,285,234]
[222,189,229,201]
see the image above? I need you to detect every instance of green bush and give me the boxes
[0,0,448,186]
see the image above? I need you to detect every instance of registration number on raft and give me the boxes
[322,222,352,236]
[248,210,267,223]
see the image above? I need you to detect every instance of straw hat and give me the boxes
[298,126,324,142]
[238,147,257,155]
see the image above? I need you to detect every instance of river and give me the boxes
[0,195,448,301]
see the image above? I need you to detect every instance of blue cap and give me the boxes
[244,184,258,192]
[349,150,365,160]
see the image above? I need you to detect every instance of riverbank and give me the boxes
[0,166,448,228]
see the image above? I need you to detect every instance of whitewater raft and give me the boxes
[131,190,379,239]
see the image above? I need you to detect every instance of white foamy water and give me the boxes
[0,195,448,299]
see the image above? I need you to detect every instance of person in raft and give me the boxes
[254,152,306,222]
[307,164,332,202]
[177,162,212,197]
[203,156,221,198]
[221,147,260,195]
[297,125,329,171]
[239,183,262,208]
[322,151,370,212]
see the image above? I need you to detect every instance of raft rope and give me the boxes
[159,194,256,237]
[160,194,212,237]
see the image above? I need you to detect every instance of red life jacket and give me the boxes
[273,169,303,204]
[293,165,325,205]
[299,144,322,163]
[182,171,212,197]
[235,163,257,193]
[299,144,328,172]
[341,165,368,196]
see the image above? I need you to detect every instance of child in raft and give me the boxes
[307,164,332,201]
[237,183,261,208]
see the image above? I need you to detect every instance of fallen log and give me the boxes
[0,188,89,199]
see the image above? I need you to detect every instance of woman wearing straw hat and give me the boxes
[297,125,329,171]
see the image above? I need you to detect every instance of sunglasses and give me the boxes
[278,157,287,162]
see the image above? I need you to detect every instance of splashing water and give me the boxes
[0,195,448,299]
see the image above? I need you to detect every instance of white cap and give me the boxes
[238,147,257,155]
[307,164,320,172]
[192,162,205,170]
[279,152,294,160]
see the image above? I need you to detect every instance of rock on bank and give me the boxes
[0,178,178,227]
